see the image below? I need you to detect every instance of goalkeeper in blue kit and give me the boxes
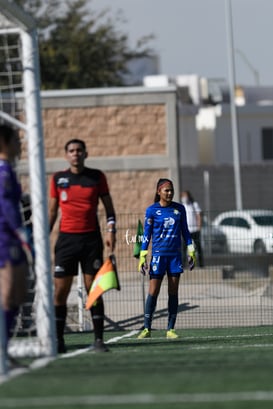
[138,178,196,339]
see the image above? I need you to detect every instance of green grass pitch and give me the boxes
[0,326,273,409]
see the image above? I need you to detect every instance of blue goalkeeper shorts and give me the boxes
[149,254,183,278]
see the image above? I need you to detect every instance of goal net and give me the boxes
[0,1,56,375]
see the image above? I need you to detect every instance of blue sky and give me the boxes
[90,0,272,86]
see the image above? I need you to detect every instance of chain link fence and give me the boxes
[64,213,273,331]
[12,211,273,335]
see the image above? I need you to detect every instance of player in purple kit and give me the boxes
[0,125,30,356]
[138,178,196,339]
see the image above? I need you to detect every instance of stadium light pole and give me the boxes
[225,0,243,210]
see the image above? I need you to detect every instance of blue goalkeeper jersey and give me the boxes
[141,201,192,256]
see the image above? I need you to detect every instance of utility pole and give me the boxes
[225,0,243,210]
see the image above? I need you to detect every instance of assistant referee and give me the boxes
[49,139,116,353]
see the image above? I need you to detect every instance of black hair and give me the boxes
[183,190,195,203]
[0,124,16,148]
[154,178,174,202]
[64,139,86,152]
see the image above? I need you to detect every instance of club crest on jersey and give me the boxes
[55,266,65,273]
[57,177,70,188]
[173,209,180,215]
[163,217,175,228]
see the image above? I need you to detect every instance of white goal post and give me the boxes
[0,0,56,376]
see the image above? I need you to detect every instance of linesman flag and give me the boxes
[85,255,120,310]
[133,219,144,259]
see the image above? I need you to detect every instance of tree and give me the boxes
[16,0,155,89]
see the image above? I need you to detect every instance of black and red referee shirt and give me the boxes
[50,167,109,233]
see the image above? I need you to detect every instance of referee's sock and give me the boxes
[167,294,178,330]
[55,305,67,342]
[144,294,157,330]
[91,299,104,341]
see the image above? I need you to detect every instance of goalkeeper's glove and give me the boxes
[187,244,196,271]
[138,250,148,275]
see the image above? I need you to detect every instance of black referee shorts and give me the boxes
[54,231,103,278]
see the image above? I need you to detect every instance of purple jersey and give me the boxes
[0,159,25,267]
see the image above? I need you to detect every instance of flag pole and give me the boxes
[133,219,146,314]
[141,274,146,315]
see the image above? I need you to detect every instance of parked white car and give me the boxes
[213,210,273,254]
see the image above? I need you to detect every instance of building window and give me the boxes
[262,128,273,160]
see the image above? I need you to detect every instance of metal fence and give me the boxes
[65,213,273,332]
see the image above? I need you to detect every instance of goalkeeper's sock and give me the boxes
[91,299,104,341]
[144,294,157,330]
[55,305,67,341]
[167,294,178,330]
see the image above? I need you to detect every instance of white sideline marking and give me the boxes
[187,343,273,350]
[60,330,139,359]
[182,333,273,341]
[142,333,273,341]
[105,329,139,344]
[0,357,55,385]
[127,332,273,343]
[29,357,56,370]
[60,346,91,359]
[0,330,138,383]
[134,337,273,350]
[1,391,273,407]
